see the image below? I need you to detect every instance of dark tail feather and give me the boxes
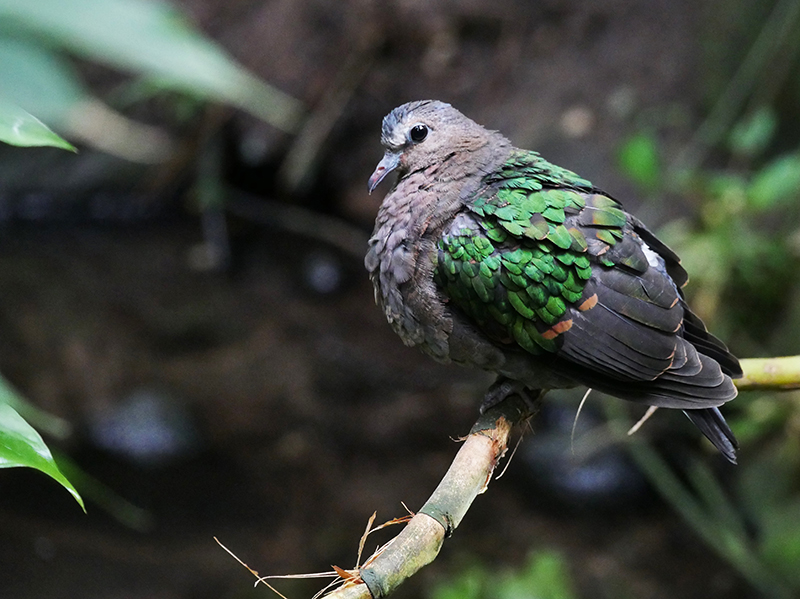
[681,307,743,377]
[684,407,738,464]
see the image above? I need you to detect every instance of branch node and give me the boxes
[418,506,455,537]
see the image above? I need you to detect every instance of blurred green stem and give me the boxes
[194,133,231,271]
[54,451,154,531]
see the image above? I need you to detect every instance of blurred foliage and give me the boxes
[617,94,800,597]
[728,106,778,158]
[430,551,577,599]
[617,132,661,195]
[613,411,796,599]
[618,103,800,350]
[0,0,304,512]
[738,446,800,588]
[0,0,302,159]
[53,451,154,529]
[613,7,800,596]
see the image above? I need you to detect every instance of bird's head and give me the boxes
[368,100,507,193]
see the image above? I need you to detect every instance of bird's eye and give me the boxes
[409,124,428,143]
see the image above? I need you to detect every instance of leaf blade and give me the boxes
[0,99,78,152]
[0,381,84,510]
[0,0,302,129]
[0,99,76,150]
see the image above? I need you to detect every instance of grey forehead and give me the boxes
[380,100,451,145]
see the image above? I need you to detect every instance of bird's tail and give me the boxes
[684,407,738,464]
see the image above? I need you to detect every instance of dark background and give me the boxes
[1,1,799,598]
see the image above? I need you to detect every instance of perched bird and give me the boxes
[365,100,741,463]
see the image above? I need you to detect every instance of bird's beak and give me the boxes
[368,151,400,194]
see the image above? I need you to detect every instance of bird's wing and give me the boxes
[630,216,743,378]
[435,155,737,407]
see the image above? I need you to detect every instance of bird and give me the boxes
[365,100,741,463]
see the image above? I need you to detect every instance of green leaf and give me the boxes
[747,153,800,211]
[0,99,76,150]
[0,379,84,510]
[0,0,302,129]
[617,132,661,193]
[0,36,87,125]
[729,106,777,158]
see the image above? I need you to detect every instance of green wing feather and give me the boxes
[435,150,693,369]
[436,149,738,391]
[435,150,608,356]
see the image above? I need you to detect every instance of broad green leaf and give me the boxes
[0,0,302,129]
[0,36,87,124]
[617,132,661,193]
[729,106,777,158]
[0,380,84,510]
[748,153,800,211]
[0,99,76,150]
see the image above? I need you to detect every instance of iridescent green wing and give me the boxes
[437,150,741,421]
[483,149,594,191]
[435,151,602,355]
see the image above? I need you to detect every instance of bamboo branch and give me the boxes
[324,395,536,599]
[316,354,800,599]
[737,356,800,391]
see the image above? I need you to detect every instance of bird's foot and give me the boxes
[481,377,543,415]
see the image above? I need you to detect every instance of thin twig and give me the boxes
[355,512,377,569]
[214,537,292,599]
[627,405,659,436]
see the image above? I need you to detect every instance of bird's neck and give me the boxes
[397,136,513,235]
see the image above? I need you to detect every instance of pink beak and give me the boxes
[368,151,401,194]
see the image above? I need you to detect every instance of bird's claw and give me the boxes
[480,377,542,415]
